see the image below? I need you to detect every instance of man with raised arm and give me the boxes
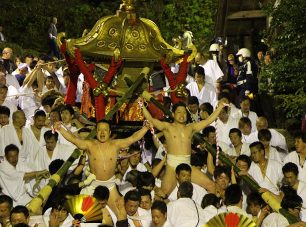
[53,120,150,216]
[141,99,227,197]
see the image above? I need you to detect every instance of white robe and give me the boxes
[284,151,306,182]
[248,160,283,195]
[43,208,75,227]
[2,99,17,121]
[34,143,75,171]
[297,181,306,222]
[25,125,50,147]
[234,110,258,132]
[58,123,78,147]
[127,207,152,227]
[254,129,288,153]
[202,60,224,88]
[216,116,239,147]
[168,182,207,206]
[186,81,217,107]
[241,131,258,144]
[266,146,282,163]
[122,163,147,182]
[167,198,206,227]
[19,86,40,125]
[0,124,40,163]
[0,159,33,206]
[261,212,289,227]
[224,143,251,157]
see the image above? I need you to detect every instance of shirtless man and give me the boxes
[141,100,227,196]
[53,120,150,216]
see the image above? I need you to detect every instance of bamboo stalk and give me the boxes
[27,149,81,215]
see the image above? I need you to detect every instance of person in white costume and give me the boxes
[283,132,306,181]
[167,163,207,206]
[27,110,49,147]
[0,110,40,163]
[248,142,283,195]
[0,144,49,206]
[124,190,152,227]
[282,162,306,221]
[167,181,206,227]
[186,66,217,107]
[151,200,173,227]
[34,130,75,171]
[258,129,282,163]
[256,116,288,153]
[234,97,258,132]
[238,117,257,144]
[225,128,250,158]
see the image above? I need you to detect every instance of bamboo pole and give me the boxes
[27,149,81,214]
[193,133,299,224]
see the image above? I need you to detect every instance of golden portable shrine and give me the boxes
[56,0,196,124]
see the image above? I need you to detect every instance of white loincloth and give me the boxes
[80,176,116,195]
[166,154,191,169]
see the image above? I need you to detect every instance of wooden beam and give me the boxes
[227,10,266,20]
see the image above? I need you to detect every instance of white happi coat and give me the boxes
[34,143,75,171]
[202,60,224,88]
[248,159,283,195]
[167,197,206,227]
[0,124,40,163]
[224,143,251,157]
[284,151,306,182]
[26,125,50,147]
[186,81,217,107]
[234,110,258,132]
[0,159,34,206]
[216,116,239,147]
[168,182,207,206]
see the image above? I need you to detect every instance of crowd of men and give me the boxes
[0,33,305,227]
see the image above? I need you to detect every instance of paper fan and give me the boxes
[65,194,102,222]
[204,212,256,227]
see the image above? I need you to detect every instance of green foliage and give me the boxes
[261,0,306,119]
[0,0,216,55]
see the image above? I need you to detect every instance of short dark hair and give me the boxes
[229,128,242,138]
[175,163,192,175]
[0,105,10,117]
[137,171,155,189]
[236,155,252,169]
[247,192,265,207]
[199,103,213,115]
[93,186,110,201]
[129,142,141,153]
[172,102,186,113]
[281,194,303,210]
[224,184,242,206]
[60,104,74,115]
[239,117,252,128]
[49,159,64,175]
[249,141,265,152]
[124,190,141,203]
[0,195,13,209]
[195,66,205,77]
[151,200,167,214]
[10,205,29,219]
[218,92,231,102]
[294,131,306,143]
[188,96,199,106]
[214,165,230,180]
[4,144,19,156]
[202,126,216,138]
[34,109,46,118]
[258,129,272,141]
[191,152,206,167]
[282,162,299,176]
[139,188,152,200]
[44,130,59,141]
[201,193,220,209]
[178,181,193,198]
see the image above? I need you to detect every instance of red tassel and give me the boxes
[81,196,94,212]
[224,213,240,227]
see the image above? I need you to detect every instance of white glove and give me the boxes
[83,173,96,186]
